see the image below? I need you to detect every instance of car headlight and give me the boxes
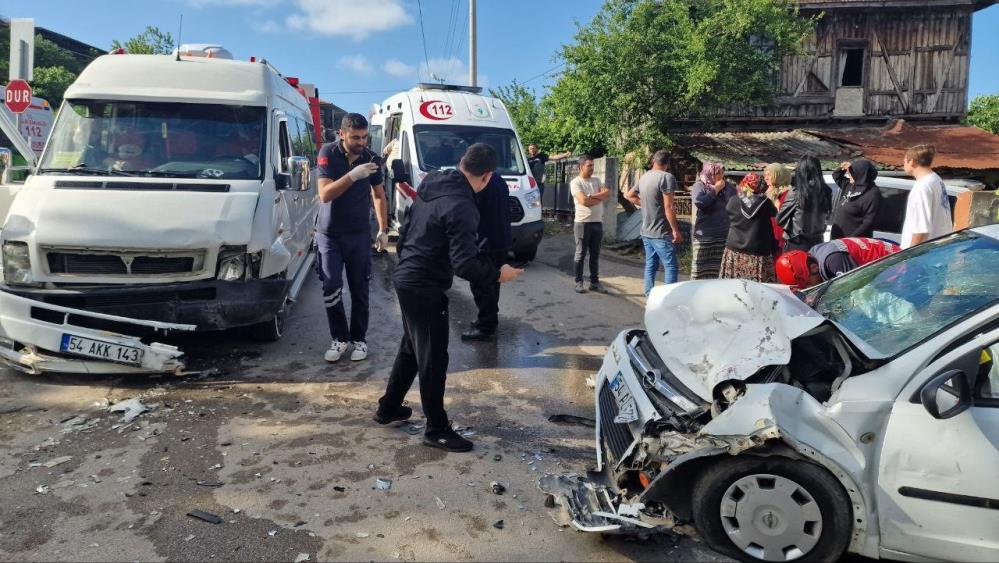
[525,190,541,208]
[2,242,34,285]
[217,252,246,282]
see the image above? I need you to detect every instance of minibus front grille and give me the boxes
[46,251,203,276]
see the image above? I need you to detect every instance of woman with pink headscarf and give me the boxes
[690,162,737,279]
[720,173,779,282]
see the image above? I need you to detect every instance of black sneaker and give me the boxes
[461,326,495,341]
[373,405,412,425]
[423,428,473,452]
[589,281,608,293]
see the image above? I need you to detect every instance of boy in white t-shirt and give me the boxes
[901,144,952,249]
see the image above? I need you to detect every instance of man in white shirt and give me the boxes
[570,155,611,293]
[901,144,953,248]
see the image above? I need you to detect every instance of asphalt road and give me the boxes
[0,231,727,562]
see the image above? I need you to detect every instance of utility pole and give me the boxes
[469,0,477,88]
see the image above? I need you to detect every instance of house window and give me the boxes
[841,48,865,87]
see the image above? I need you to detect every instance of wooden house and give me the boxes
[720,0,997,124]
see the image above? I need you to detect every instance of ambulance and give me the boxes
[370,84,543,261]
[0,45,319,374]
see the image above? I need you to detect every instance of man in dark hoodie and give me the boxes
[375,144,524,452]
[462,173,512,341]
[831,158,883,239]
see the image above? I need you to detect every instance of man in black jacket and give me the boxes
[375,144,524,452]
[461,173,512,341]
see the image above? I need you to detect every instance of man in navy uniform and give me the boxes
[316,113,390,363]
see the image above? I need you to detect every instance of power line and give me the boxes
[447,0,468,82]
[520,63,566,85]
[441,0,459,77]
[416,0,433,82]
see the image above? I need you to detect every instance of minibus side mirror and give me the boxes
[277,156,310,191]
[390,159,410,185]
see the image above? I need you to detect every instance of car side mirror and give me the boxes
[390,158,411,185]
[0,148,11,184]
[920,369,971,420]
[277,156,310,191]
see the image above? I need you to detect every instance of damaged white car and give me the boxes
[542,226,999,562]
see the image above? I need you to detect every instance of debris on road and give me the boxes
[406,423,425,435]
[434,496,446,510]
[35,485,50,495]
[376,478,393,491]
[493,454,502,462]
[333,486,346,492]
[295,554,310,563]
[547,414,596,428]
[355,532,370,538]
[196,481,224,488]
[490,481,506,495]
[268,530,277,537]
[493,520,505,530]
[109,398,150,423]
[42,455,73,468]
[187,510,223,524]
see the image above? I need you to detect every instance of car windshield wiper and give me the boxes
[36,165,137,177]
[136,170,196,178]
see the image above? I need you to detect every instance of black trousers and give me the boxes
[469,251,506,333]
[379,286,451,431]
[573,222,603,283]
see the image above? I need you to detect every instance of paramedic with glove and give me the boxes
[316,113,390,364]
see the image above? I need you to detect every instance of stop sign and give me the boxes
[4,79,33,114]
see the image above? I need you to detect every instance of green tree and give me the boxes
[968,94,999,135]
[31,66,76,107]
[546,0,815,157]
[111,26,175,55]
[491,82,545,147]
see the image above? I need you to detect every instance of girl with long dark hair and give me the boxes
[776,155,832,252]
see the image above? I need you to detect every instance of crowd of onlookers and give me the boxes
[565,143,955,295]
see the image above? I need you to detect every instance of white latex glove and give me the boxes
[348,162,378,182]
[375,231,389,252]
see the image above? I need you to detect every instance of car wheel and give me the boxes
[691,456,852,563]
[248,310,285,342]
[513,245,538,262]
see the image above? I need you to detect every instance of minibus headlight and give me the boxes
[2,242,35,285]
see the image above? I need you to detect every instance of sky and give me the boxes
[5,0,999,115]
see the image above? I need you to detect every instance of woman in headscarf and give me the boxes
[720,173,779,282]
[776,155,832,252]
[831,158,883,239]
[690,161,737,279]
[764,162,792,251]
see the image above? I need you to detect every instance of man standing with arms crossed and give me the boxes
[900,144,952,249]
[625,150,683,296]
[375,144,523,452]
[571,155,611,293]
[316,113,391,363]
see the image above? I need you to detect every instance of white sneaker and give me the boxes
[324,340,350,363]
[350,341,368,361]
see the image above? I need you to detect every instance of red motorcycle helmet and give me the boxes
[775,250,812,289]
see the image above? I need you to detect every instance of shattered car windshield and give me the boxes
[38,99,266,180]
[808,231,999,357]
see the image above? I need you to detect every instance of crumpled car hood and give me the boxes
[645,279,826,401]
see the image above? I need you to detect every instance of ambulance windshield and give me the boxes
[413,125,526,176]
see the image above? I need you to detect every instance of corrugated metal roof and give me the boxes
[796,0,995,10]
[677,130,857,171]
[808,120,999,170]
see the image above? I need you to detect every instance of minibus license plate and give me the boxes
[60,334,144,365]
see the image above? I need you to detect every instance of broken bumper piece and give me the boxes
[0,290,195,374]
[539,473,658,533]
